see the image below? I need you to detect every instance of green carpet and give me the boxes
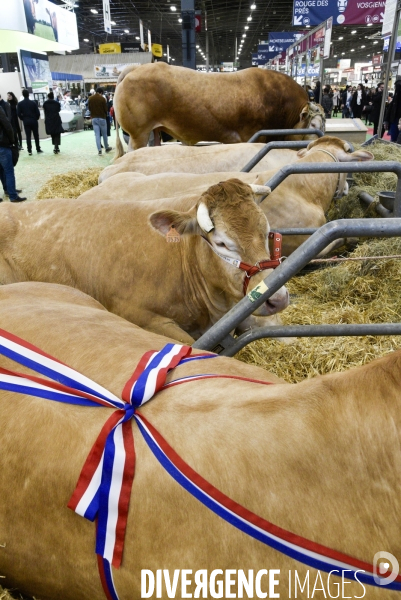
[11,129,116,202]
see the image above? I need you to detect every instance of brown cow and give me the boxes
[0,281,399,600]
[98,142,300,183]
[0,179,288,343]
[113,63,325,156]
[80,137,374,257]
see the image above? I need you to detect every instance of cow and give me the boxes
[80,137,374,257]
[0,179,288,343]
[98,142,300,183]
[0,281,399,600]
[113,63,325,156]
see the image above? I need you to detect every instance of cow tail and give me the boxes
[115,118,124,160]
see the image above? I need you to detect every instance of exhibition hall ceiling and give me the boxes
[52,0,384,66]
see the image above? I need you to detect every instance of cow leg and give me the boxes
[131,131,154,151]
[146,316,195,344]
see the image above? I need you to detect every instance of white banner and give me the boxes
[103,0,111,34]
[94,63,140,78]
[148,29,152,51]
[139,19,144,50]
[323,17,332,59]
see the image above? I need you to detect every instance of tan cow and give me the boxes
[99,142,300,183]
[114,63,325,156]
[0,179,288,343]
[81,137,374,257]
[0,281,399,600]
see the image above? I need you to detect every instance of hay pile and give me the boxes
[236,236,401,382]
[0,587,30,600]
[36,168,102,200]
[327,140,401,221]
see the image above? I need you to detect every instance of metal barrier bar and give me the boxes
[240,141,310,173]
[192,218,401,352]
[264,161,401,218]
[359,192,392,218]
[221,324,401,357]
[247,129,325,143]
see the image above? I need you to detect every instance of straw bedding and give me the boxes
[35,168,103,200]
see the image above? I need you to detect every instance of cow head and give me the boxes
[297,102,326,135]
[149,179,289,318]
[296,136,374,198]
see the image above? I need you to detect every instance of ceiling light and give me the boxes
[124,29,129,33]
[163,53,166,56]
[247,16,252,21]
[170,5,177,11]
[367,22,372,26]
[373,40,378,44]
[196,45,199,48]
[110,20,116,25]
[350,48,355,51]
[242,34,246,37]
[334,54,337,57]
[135,36,140,40]
[178,18,182,22]
[351,30,357,34]
[361,45,365,48]
[245,25,249,29]
[338,36,343,40]
[341,52,345,55]
[305,25,310,27]
[83,38,89,42]
[251,3,256,8]
[172,58,175,61]
[90,8,98,13]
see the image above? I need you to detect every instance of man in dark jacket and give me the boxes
[370,82,385,137]
[0,107,26,202]
[0,95,11,121]
[88,87,112,155]
[17,89,43,155]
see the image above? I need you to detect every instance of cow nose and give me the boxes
[255,286,289,316]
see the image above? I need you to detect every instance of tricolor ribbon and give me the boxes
[0,328,399,600]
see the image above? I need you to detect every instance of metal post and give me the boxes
[193,219,401,351]
[205,10,209,71]
[318,49,324,105]
[378,1,401,135]
[181,0,196,69]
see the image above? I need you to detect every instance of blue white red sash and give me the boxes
[0,328,399,599]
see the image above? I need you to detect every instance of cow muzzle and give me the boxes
[253,283,290,316]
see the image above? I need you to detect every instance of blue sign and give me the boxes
[268,31,304,53]
[292,0,386,27]
[252,53,268,66]
[292,63,320,77]
[257,45,276,61]
[383,36,401,51]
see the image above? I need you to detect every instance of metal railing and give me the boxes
[247,129,325,143]
[192,219,401,353]
[241,140,310,173]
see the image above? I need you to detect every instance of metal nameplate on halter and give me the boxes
[247,281,269,303]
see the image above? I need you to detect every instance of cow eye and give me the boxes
[216,241,227,249]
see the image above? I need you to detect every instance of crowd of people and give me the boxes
[308,80,401,141]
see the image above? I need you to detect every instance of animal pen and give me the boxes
[192,132,401,355]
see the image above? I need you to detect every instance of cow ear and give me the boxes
[149,208,200,236]
[338,149,374,162]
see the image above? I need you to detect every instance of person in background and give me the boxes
[313,81,321,103]
[341,85,353,118]
[321,86,333,119]
[0,94,11,121]
[384,79,401,143]
[350,83,367,120]
[6,92,23,150]
[43,91,64,154]
[332,87,341,116]
[88,87,112,156]
[17,89,43,155]
[0,106,26,202]
[370,81,385,137]
[396,117,401,144]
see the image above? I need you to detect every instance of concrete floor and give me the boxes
[8,128,117,202]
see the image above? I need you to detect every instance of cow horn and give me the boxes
[249,184,272,196]
[197,202,214,233]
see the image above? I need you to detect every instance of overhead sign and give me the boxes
[121,42,143,53]
[323,16,332,58]
[99,43,121,54]
[383,34,401,50]
[103,0,111,34]
[21,0,79,47]
[257,44,276,61]
[372,53,383,64]
[19,48,52,93]
[268,31,304,52]
[292,0,386,26]
[382,0,395,35]
[195,13,202,32]
[293,63,321,76]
